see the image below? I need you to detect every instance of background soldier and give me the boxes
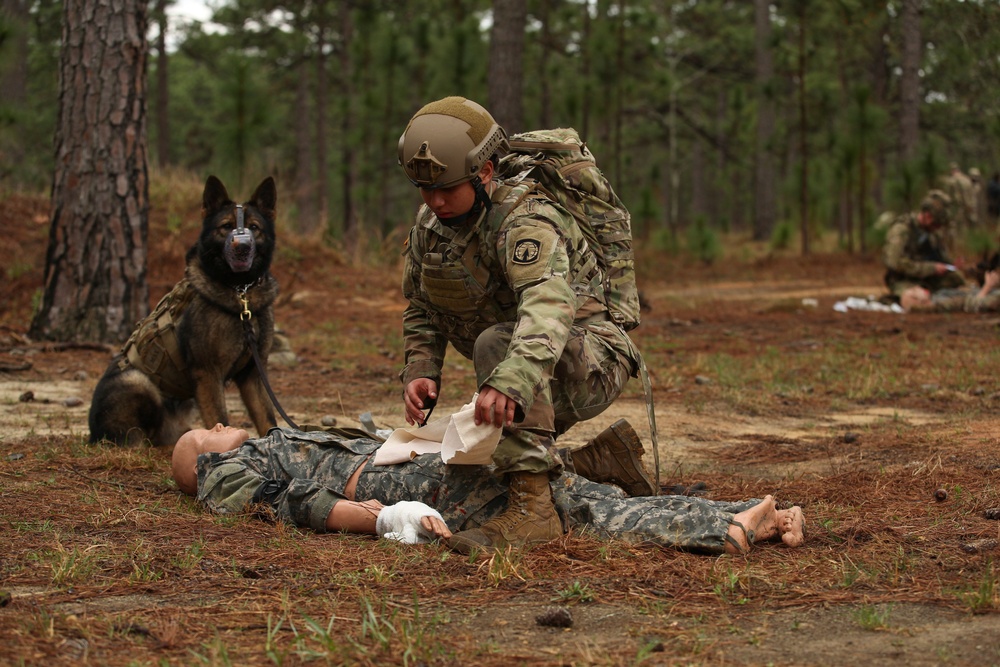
[883,190,966,298]
[969,167,987,230]
[942,162,977,233]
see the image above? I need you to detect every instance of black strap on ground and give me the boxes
[241,316,299,430]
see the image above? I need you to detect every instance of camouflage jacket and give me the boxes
[942,172,977,227]
[197,427,380,532]
[882,213,952,283]
[400,179,639,413]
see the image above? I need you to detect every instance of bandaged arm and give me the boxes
[375,501,451,543]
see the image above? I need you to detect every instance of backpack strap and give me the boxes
[509,140,583,153]
[638,354,660,492]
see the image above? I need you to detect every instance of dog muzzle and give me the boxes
[225,204,256,273]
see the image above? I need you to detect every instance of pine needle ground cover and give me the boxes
[2,192,1000,665]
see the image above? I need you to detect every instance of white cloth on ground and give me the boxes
[833,296,904,313]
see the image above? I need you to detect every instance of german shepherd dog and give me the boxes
[88,176,279,445]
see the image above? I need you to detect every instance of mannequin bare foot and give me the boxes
[725,495,776,553]
[726,496,807,553]
[777,506,805,547]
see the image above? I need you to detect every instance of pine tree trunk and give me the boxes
[30,0,150,344]
[752,0,776,242]
[0,0,29,107]
[580,0,592,140]
[314,19,330,241]
[899,0,920,162]
[154,0,169,167]
[338,2,357,254]
[30,0,149,342]
[1,0,30,174]
[378,26,399,236]
[537,0,552,128]
[690,138,706,224]
[797,4,809,256]
[488,0,526,133]
[293,58,317,235]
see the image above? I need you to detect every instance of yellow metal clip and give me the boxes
[239,291,252,321]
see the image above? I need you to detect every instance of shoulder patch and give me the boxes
[512,238,541,265]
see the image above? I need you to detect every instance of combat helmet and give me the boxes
[920,189,952,227]
[398,97,509,189]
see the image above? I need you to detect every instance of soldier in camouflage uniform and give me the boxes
[173,426,806,555]
[883,190,966,298]
[396,97,643,552]
[942,163,978,233]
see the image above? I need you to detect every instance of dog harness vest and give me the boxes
[118,279,198,399]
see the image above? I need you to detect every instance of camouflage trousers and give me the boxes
[357,456,758,553]
[473,322,634,475]
[197,428,756,554]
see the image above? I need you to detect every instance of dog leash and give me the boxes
[238,285,300,430]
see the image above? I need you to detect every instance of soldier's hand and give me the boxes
[934,262,953,276]
[475,385,516,428]
[404,378,438,426]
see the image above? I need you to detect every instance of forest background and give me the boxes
[1,0,999,343]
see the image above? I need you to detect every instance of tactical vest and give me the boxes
[417,181,604,355]
[417,183,530,353]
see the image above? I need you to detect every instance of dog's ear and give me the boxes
[203,176,232,214]
[249,177,277,217]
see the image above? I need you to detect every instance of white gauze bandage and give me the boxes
[375,501,445,544]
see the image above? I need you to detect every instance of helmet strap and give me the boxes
[471,175,493,213]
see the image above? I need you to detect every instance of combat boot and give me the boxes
[566,419,658,497]
[447,471,562,554]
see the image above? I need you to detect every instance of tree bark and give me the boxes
[797,2,809,255]
[338,1,357,253]
[752,0,776,242]
[690,137,706,224]
[314,7,329,240]
[31,0,149,344]
[293,58,317,235]
[0,0,29,107]
[153,0,169,167]
[580,0,592,140]
[488,0,526,133]
[612,0,626,184]
[537,0,552,128]
[899,0,920,161]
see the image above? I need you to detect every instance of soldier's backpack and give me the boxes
[496,128,641,331]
